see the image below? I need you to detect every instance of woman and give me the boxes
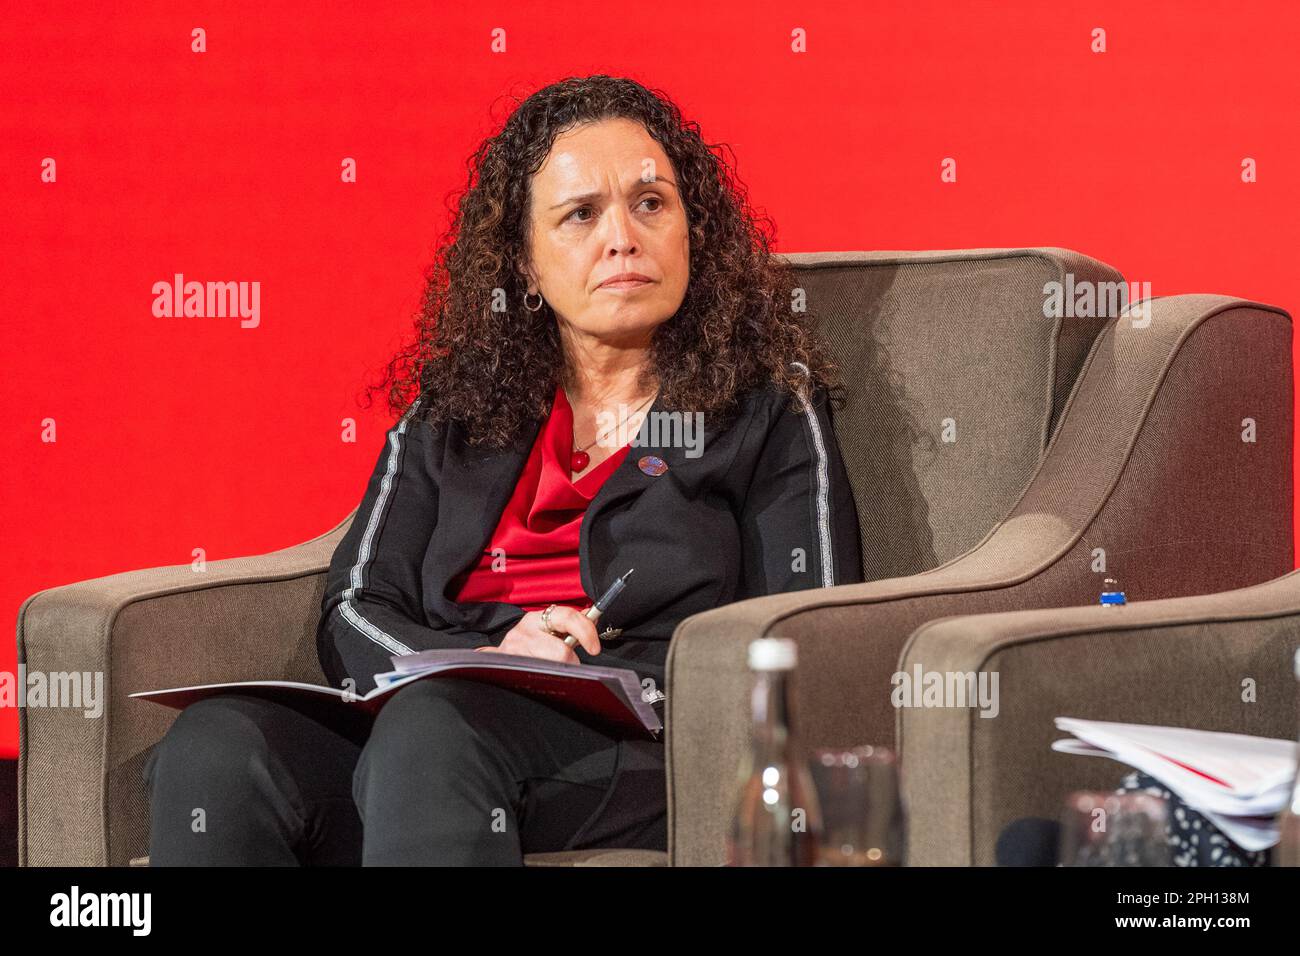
[143,74,863,866]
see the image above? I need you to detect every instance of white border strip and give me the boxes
[790,362,834,587]
[340,398,426,656]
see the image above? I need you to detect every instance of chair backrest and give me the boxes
[780,248,1125,583]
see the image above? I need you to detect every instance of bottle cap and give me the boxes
[749,637,797,671]
[1099,576,1126,606]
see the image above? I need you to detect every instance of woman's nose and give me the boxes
[600,206,638,255]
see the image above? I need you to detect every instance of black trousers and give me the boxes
[141,678,668,865]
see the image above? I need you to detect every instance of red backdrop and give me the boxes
[3,0,1298,758]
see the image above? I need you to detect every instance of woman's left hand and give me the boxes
[475,605,601,661]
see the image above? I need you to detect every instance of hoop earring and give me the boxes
[524,291,544,312]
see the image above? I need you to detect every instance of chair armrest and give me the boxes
[17,512,354,866]
[898,576,1300,864]
[666,294,1293,866]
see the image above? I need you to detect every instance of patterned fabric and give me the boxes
[1113,770,1269,867]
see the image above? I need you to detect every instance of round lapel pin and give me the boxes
[638,455,668,476]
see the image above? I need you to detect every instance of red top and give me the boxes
[447,383,633,612]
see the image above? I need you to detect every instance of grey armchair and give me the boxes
[18,247,1289,867]
[667,287,1291,865]
[898,569,1300,865]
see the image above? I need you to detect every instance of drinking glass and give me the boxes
[1059,790,1170,866]
[809,745,905,866]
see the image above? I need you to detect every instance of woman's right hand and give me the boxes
[475,605,601,662]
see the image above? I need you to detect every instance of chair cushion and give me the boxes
[782,248,1122,581]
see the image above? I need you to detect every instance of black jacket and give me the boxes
[317,363,864,697]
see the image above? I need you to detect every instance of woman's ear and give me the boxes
[515,259,537,295]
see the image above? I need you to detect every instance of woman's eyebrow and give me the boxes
[549,176,678,210]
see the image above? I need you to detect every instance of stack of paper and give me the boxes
[1052,717,1298,852]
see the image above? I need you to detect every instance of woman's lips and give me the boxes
[599,278,652,291]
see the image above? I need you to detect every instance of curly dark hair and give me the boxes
[365,73,842,448]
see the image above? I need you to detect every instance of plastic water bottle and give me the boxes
[725,638,823,866]
[1099,576,1126,607]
